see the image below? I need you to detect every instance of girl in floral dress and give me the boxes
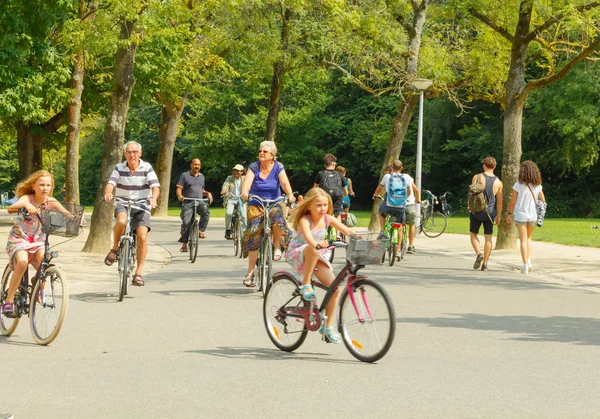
[286,187,355,343]
[2,170,57,317]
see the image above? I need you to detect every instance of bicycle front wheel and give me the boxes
[232,219,240,257]
[118,241,130,302]
[189,221,199,263]
[29,266,69,345]
[422,211,448,238]
[260,239,273,297]
[263,273,308,352]
[236,221,244,259]
[339,279,396,363]
[388,229,397,267]
[0,265,19,336]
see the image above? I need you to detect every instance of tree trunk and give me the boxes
[15,122,43,181]
[368,1,428,231]
[264,7,291,143]
[65,0,98,205]
[83,19,139,254]
[368,98,418,231]
[153,94,187,216]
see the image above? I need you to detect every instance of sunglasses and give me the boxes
[258,150,270,154]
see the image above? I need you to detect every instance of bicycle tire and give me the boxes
[0,265,20,336]
[232,218,239,256]
[189,221,199,263]
[388,227,397,266]
[339,279,396,363]
[29,266,69,345]
[261,238,273,297]
[118,240,130,302]
[236,221,243,259]
[423,211,448,238]
[263,273,308,352]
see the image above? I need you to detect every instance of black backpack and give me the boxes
[319,170,344,200]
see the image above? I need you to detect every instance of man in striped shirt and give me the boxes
[103,141,160,287]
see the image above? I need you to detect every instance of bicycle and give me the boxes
[183,197,209,264]
[248,194,284,297]
[380,214,408,266]
[324,212,349,263]
[438,191,453,217]
[226,194,244,258]
[263,233,395,362]
[418,190,448,238]
[0,202,83,344]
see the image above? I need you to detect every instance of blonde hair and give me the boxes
[292,187,332,231]
[15,170,55,197]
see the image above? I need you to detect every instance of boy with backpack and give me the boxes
[373,160,412,232]
[314,153,348,217]
[468,156,503,271]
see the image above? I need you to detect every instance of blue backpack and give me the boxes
[386,173,408,207]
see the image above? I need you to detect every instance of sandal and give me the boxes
[104,249,119,266]
[180,244,188,252]
[199,231,206,239]
[319,324,342,344]
[273,248,282,261]
[1,301,16,318]
[298,284,316,301]
[243,272,254,287]
[131,274,145,287]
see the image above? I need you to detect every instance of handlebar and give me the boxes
[316,240,348,250]
[183,197,209,202]
[248,194,284,207]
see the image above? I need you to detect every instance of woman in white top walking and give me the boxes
[505,160,546,274]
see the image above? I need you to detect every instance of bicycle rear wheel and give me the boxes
[339,279,396,363]
[263,273,308,352]
[30,266,69,345]
[118,241,130,302]
[422,211,448,238]
[0,265,20,336]
[189,221,199,263]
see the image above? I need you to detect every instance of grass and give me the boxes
[86,206,600,248]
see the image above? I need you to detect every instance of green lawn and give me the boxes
[86,206,600,248]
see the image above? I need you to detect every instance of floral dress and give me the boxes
[6,195,47,269]
[286,215,332,277]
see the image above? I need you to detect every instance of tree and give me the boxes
[463,0,600,248]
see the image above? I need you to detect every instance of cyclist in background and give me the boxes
[176,158,213,252]
[398,170,420,254]
[313,153,347,219]
[336,165,355,214]
[103,141,160,287]
[372,160,412,232]
[220,164,246,240]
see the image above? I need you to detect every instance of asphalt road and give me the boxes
[1,217,599,418]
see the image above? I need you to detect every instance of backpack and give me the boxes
[320,170,344,200]
[386,173,408,207]
[468,174,488,213]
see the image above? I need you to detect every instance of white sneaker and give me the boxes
[521,264,529,274]
[527,260,533,272]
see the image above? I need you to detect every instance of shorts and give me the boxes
[515,220,535,227]
[405,205,416,225]
[342,200,350,210]
[469,212,493,235]
[379,203,406,224]
[115,204,152,232]
[332,199,343,217]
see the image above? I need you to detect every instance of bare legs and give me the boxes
[135,226,149,276]
[516,224,535,264]
[301,246,339,329]
[6,250,44,302]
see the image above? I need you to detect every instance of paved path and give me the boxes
[0,212,599,418]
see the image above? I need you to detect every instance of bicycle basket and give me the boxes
[39,201,84,237]
[346,233,388,265]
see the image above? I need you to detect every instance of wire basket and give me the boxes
[39,201,84,237]
[346,233,388,265]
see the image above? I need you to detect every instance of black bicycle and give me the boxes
[226,194,244,258]
[418,190,448,238]
[0,202,83,344]
[438,191,454,217]
[183,197,209,263]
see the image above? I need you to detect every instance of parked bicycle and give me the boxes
[248,194,284,296]
[438,191,454,217]
[381,214,408,266]
[263,233,396,363]
[0,202,83,344]
[183,197,209,263]
[418,190,448,238]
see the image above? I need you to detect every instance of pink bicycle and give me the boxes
[263,233,396,363]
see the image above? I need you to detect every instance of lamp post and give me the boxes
[411,77,433,227]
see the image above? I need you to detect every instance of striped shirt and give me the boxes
[108,159,160,212]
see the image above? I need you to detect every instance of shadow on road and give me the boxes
[399,313,600,346]
[151,288,260,300]
[70,292,122,303]
[185,346,360,364]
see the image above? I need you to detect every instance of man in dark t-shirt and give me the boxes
[176,158,213,251]
[314,153,347,218]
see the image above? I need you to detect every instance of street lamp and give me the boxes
[411,77,433,227]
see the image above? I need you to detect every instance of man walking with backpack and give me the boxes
[314,153,348,218]
[373,159,412,232]
[468,156,503,271]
